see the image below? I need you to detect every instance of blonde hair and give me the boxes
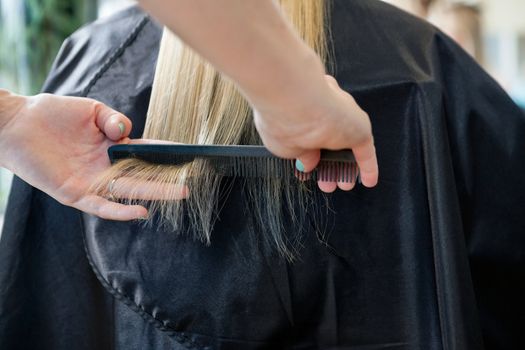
[92,0,329,259]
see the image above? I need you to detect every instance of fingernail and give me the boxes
[295,159,305,172]
[138,216,148,220]
[118,122,125,136]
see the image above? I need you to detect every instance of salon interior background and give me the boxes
[0,0,524,232]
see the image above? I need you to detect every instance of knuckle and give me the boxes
[57,192,76,207]
[325,75,338,84]
[91,100,104,114]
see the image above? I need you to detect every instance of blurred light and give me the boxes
[98,0,135,19]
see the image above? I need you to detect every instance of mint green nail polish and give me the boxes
[295,159,305,172]
[118,122,125,136]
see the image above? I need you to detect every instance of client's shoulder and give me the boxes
[42,6,161,96]
[330,0,446,87]
[70,6,152,47]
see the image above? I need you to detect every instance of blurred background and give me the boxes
[0,0,524,231]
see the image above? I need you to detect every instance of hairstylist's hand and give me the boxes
[0,93,153,220]
[252,75,378,193]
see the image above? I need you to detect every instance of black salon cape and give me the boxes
[1,1,524,349]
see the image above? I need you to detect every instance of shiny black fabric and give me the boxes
[1,1,524,349]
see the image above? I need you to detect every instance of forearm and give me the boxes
[138,0,326,110]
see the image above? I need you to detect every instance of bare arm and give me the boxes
[139,0,379,189]
[140,0,322,108]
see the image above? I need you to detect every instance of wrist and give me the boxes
[0,90,27,168]
[0,89,25,131]
[246,47,328,118]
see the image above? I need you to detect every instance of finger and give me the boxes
[325,74,339,88]
[296,150,320,173]
[76,195,148,221]
[317,180,337,193]
[337,179,356,191]
[110,177,190,200]
[337,162,357,190]
[94,102,132,141]
[324,74,378,187]
[352,140,379,188]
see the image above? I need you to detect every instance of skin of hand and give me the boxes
[139,0,379,192]
[0,92,186,220]
[252,75,378,192]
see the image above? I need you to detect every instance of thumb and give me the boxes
[295,150,320,173]
[94,102,132,141]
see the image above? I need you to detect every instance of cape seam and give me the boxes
[79,213,288,348]
[79,214,205,349]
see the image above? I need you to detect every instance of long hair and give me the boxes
[92,0,329,259]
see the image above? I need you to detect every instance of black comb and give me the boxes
[108,144,359,183]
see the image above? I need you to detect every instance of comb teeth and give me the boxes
[211,156,293,178]
[209,157,359,183]
[317,160,360,183]
[111,150,197,166]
